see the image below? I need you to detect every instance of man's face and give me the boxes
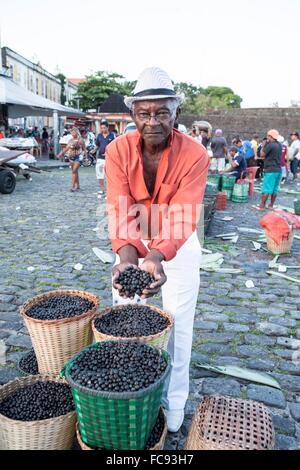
[100,125,108,134]
[131,99,179,146]
[291,134,297,141]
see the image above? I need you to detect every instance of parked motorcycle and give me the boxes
[81,145,97,167]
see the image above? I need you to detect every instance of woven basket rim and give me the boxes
[92,304,174,342]
[62,340,171,400]
[75,407,167,451]
[0,374,76,426]
[19,289,100,326]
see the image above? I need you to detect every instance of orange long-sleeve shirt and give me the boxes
[105,129,209,262]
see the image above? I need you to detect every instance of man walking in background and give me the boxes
[210,129,228,172]
[93,120,115,195]
[289,132,300,181]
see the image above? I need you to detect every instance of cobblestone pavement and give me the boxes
[0,167,300,450]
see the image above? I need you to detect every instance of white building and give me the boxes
[1,47,62,129]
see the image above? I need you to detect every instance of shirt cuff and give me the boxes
[112,239,148,259]
[148,239,177,262]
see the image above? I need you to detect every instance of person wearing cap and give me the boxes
[219,145,247,181]
[288,132,300,181]
[105,67,209,432]
[254,129,282,210]
[93,120,115,195]
[210,129,228,172]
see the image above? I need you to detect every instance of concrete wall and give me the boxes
[181,108,300,142]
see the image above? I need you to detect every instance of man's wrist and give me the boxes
[118,245,138,264]
[145,249,165,263]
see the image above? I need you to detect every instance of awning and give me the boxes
[0,75,84,118]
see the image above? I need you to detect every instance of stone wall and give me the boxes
[181,108,300,142]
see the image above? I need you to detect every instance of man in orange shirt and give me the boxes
[105,67,209,432]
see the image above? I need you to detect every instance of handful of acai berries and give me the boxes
[117,266,155,298]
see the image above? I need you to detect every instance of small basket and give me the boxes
[20,290,99,375]
[0,374,76,450]
[294,200,300,216]
[221,175,236,191]
[61,341,171,450]
[185,395,275,450]
[92,304,174,350]
[265,229,295,255]
[231,182,249,203]
[75,407,167,451]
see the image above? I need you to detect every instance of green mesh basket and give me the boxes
[221,175,236,190]
[294,200,300,215]
[61,341,171,450]
[222,189,233,200]
[207,174,222,190]
[231,183,249,203]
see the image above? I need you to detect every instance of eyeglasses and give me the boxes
[135,111,173,123]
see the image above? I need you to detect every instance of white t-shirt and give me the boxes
[288,140,300,161]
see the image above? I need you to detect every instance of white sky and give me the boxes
[1,0,298,108]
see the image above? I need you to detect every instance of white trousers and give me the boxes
[112,231,202,411]
[210,157,225,172]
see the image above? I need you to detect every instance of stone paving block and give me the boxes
[247,384,286,408]
[214,298,239,306]
[216,356,245,367]
[257,322,288,336]
[246,359,275,371]
[236,345,267,358]
[6,334,32,349]
[229,292,253,300]
[257,307,285,317]
[0,367,21,385]
[273,349,296,360]
[297,329,300,339]
[276,337,300,350]
[202,313,229,322]
[244,334,276,346]
[289,403,300,422]
[193,321,218,331]
[223,323,250,333]
[272,415,296,436]
[271,374,300,392]
[195,333,236,344]
[198,344,232,356]
[201,378,241,397]
[0,304,18,312]
[0,294,15,303]
[269,317,297,328]
[279,362,300,376]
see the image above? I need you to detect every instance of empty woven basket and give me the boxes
[185,395,275,450]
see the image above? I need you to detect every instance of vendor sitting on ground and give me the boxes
[219,145,246,180]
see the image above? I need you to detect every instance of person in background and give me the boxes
[42,127,49,154]
[32,126,40,139]
[190,126,202,143]
[199,128,210,149]
[251,134,259,158]
[242,139,255,167]
[256,137,267,180]
[57,127,87,192]
[219,145,247,181]
[210,129,227,172]
[288,132,300,181]
[254,129,282,210]
[0,127,4,139]
[278,135,288,184]
[93,120,115,196]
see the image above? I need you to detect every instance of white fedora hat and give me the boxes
[124,67,185,110]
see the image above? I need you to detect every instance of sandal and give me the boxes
[252,205,266,211]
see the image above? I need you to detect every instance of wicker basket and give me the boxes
[185,395,275,450]
[265,229,295,255]
[0,374,76,450]
[92,304,174,350]
[17,350,38,377]
[20,290,99,375]
[61,341,171,450]
[75,407,167,450]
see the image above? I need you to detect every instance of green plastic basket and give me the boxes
[231,183,249,203]
[61,341,171,450]
[222,189,233,200]
[294,200,300,216]
[207,174,222,190]
[221,175,236,190]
